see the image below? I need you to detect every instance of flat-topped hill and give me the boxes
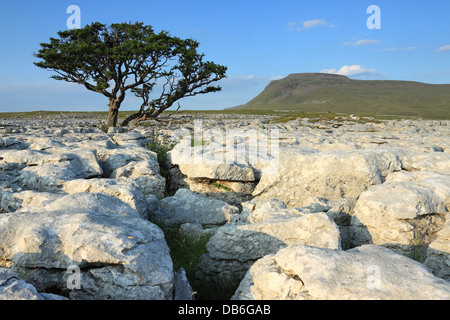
[230,73,450,119]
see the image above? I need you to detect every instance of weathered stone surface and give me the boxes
[108,131,147,147]
[0,208,174,300]
[232,245,450,300]
[0,137,29,150]
[173,268,194,300]
[246,198,303,223]
[402,152,450,173]
[0,190,62,213]
[252,148,404,207]
[110,159,165,198]
[1,113,449,300]
[351,171,450,261]
[97,147,159,178]
[424,216,450,281]
[178,163,257,182]
[0,149,64,166]
[0,148,102,179]
[196,199,341,286]
[15,192,143,219]
[179,223,209,239]
[63,178,148,219]
[0,268,68,300]
[154,188,239,226]
[0,147,102,193]
[168,136,260,182]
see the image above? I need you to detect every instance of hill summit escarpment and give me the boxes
[231,73,450,119]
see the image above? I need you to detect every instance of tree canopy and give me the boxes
[34,22,227,127]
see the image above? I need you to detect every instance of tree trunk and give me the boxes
[107,99,120,127]
[121,111,143,127]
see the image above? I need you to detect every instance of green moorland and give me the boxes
[229,73,450,120]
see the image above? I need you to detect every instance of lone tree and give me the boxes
[34,22,227,127]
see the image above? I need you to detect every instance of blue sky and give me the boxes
[1,0,450,112]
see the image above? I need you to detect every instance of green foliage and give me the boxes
[34,22,227,126]
[146,133,173,169]
[145,130,176,197]
[98,122,109,133]
[191,138,205,147]
[151,221,207,299]
[211,182,232,192]
[153,221,238,300]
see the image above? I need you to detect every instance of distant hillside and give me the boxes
[230,73,450,119]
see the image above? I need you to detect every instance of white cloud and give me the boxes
[287,19,336,31]
[378,46,416,52]
[220,74,282,89]
[269,75,284,81]
[228,75,256,80]
[436,45,450,52]
[302,19,326,29]
[320,64,384,79]
[343,39,380,46]
[286,21,297,28]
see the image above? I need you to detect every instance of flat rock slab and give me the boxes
[0,208,174,300]
[233,244,450,300]
[154,188,239,226]
[196,203,341,286]
[252,148,404,207]
[351,171,450,261]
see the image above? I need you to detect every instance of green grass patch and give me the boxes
[158,223,209,278]
[150,219,240,300]
[145,130,176,198]
[211,182,232,192]
[191,138,205,147]
[152,221,215,299]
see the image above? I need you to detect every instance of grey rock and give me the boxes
[15,192,142,219]
[0,209,173,300]
[424,216,450,281]
[97,146,159,177]
[232,245,450,300]
[0,137,28,150]
[154,188,239,226]
[63,178,148,219]
[179,223,206,239]
[0,268,68,300]
[0,190,62,213]
[196,207,341,286]
[173,268,194,300]
[252,148,404,207]
[111,159,165,198]
[351,171,450,261]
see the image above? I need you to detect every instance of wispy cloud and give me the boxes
[378,46,416,52]
[342,39,380,46]
[436,45,450,52]
[219,74,285,90]
[320,64,384,80]
[287,19,336,31]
